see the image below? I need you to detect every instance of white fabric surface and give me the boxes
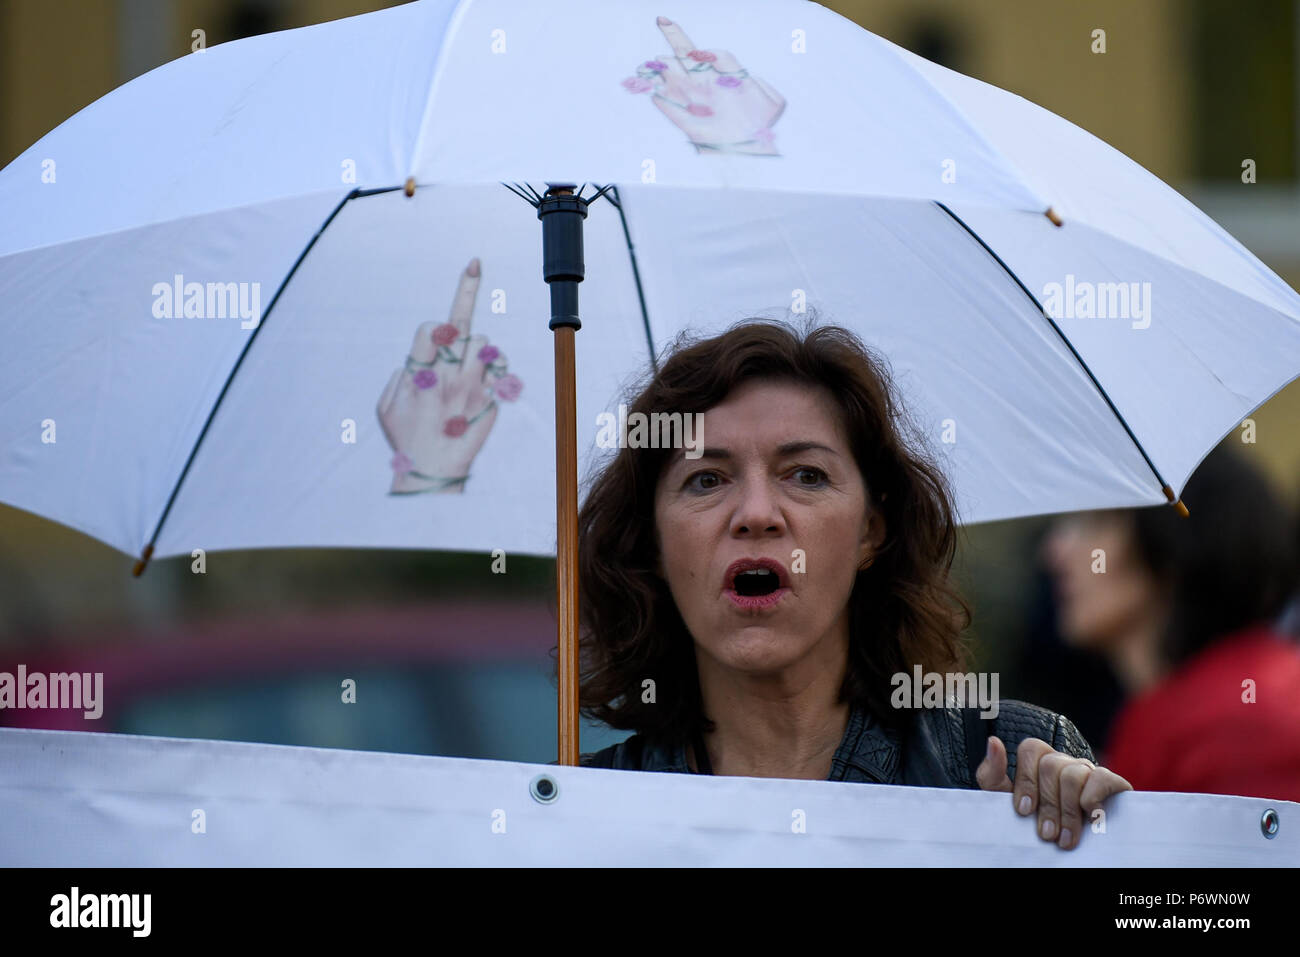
[0,727,1294,866]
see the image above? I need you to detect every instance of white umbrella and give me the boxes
[3,0,1298,759]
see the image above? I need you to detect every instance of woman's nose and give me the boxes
[730,479,786,535]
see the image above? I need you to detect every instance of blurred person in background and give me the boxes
[1279,504,1300,638]
[1041,444,1300,802]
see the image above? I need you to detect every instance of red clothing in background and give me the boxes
[1103,624,1300,803]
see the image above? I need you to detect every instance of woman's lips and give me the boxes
[725,586,790,610]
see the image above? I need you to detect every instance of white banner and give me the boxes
[0,727,1294,866]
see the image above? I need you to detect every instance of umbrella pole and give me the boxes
[539,184,588,766]
[554,327,580,765]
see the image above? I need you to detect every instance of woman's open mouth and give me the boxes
[724,564,790,610]
[726,585,789,610]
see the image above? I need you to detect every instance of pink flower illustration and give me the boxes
[716,75,742,88]
[687,50,716,62]
[443,415,469,438]
[478,344,500,364]
[644,60,667,71]
[493,373,524,402]
[622,77,653,93]
[686,103,714,117]
[390,451,413,473]
[413,369,438,389]
[432,323,459,347]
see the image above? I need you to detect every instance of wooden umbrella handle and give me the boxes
[555,326,581,765]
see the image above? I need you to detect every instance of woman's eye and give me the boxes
[683,468,825,492]
[685,471,722,492]
[792,467,828,487]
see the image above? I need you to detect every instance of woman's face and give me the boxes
[1040,511,1161,650]
[653,378,886,679]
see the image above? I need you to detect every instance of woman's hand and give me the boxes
[976,735,1133,850]
[377,257,522,494]
[621,17,786,155]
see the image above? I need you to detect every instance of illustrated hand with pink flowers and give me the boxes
[377,257,523,495]
[621,16,786,156]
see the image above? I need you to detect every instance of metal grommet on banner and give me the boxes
[1261,808,1279,839]
[530,774,559,804]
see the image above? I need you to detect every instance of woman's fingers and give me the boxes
[1055,762,1091,849]
[408,321,440,365]
[750,74,787,124]
[377,368,402,417]
[656,16,697,60]
[1081,766,1134,817]
[710,49,746,79]
[448,257,481,339]
[1034,750,1067,842]
[459,334,491,381]
[377,369,405,451]
[975,735,1014,792]
[652,50,693,90]
[401,257,482,395]
[996,737,1132,851]
[750,73,784,108]
[656,17,715,93]
[1012,737,1050,819]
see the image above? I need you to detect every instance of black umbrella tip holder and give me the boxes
[538,184,587,331]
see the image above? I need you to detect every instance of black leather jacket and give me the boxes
[580,699,1095,787]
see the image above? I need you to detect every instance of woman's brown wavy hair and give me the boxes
[575,315,972,745]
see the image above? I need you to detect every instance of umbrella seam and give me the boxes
[406,0,475,181]
[874,37,1052,215]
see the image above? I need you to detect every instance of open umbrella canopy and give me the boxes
[2,0,1298,566]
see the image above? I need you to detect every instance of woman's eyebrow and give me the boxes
[776,441,840,458]
[674,441,840,465]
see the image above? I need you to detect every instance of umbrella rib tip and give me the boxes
[1162,484,1190,518]
[132,543,154,577]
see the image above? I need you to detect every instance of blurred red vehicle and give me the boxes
[0,600,629,762]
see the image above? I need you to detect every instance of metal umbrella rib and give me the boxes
[933,200,1189,518]
[132,186,405,576]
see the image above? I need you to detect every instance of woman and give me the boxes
[1041,444,1300,801]
[577,318,1131,851]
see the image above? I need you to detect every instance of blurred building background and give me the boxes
[1,0,1297,760]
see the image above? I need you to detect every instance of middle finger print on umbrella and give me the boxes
[378,257,500,494]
